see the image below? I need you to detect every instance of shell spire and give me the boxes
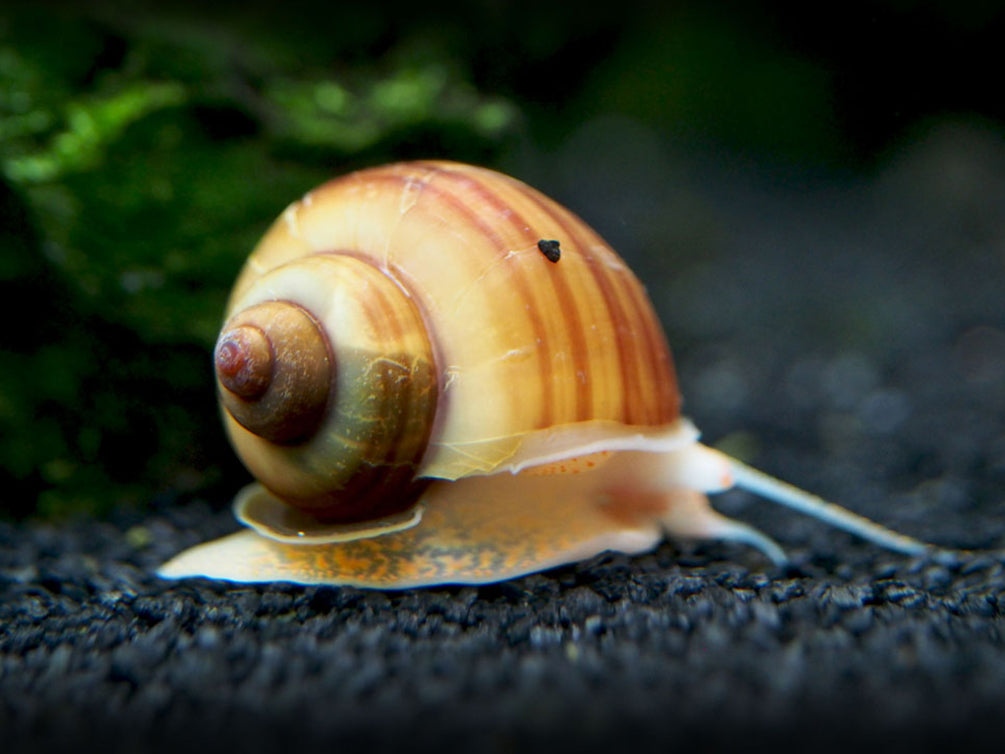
[216,253,439,527]
[215,301,333,444]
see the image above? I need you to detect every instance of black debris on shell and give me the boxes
[537,239,561,263]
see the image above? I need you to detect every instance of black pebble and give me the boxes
[537,239,561,263]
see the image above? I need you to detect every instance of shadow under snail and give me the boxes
[158,160,938,589]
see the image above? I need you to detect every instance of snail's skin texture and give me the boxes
[159,161,932,589]
[161,440,749,588]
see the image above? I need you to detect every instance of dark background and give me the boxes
[2,1,1005,752]
[2,0,1004,519]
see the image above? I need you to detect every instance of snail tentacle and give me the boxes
[654,488,789,566]
[725,457,931,557]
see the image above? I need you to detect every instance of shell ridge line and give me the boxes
[428,439,510,473]
[442,366,460,392]
[342,251,450,456]
[622,272,676,421]
[389,172,430,266]
[398,175,425,217]
[573,212,675,422]
[447,246,537,315]
[600,247,627,270]
[371,355,412,374]
[427,423,665,477]
[247,257,267,277]
[401,166,553,428]
[315,251,420,308]
[282,201,303,240]
[527,195,635,421]
[430,166,563,428]
[497,347,533,364]
[468,172,591,425]
[311,242,450,477]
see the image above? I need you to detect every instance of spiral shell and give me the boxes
[216,160,681,528]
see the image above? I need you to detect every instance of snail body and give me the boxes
[159,161,931,588]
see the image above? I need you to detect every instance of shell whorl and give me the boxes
[217,254,438,522]
[215,301,332,444]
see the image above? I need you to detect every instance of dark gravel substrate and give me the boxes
[4,123,1005,753]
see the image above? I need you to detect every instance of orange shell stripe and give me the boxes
[236,160,680,460]
[386,161,680,429]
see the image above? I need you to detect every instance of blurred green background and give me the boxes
[2,0,1003,519]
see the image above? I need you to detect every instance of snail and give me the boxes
[158,160,934,589]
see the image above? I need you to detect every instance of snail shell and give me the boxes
[159,161,933,588]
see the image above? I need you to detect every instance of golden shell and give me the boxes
[216,160,681,527]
